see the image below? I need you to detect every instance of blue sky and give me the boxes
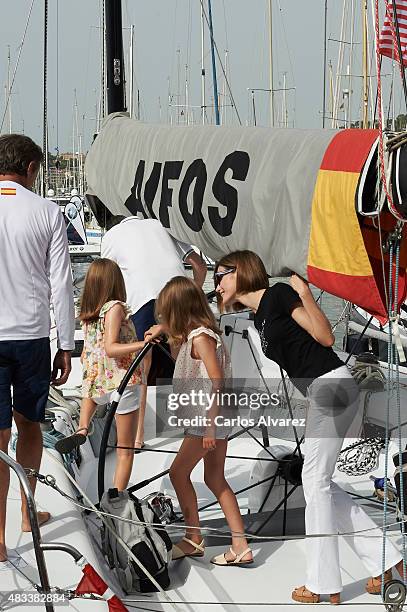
[0,1,402,152]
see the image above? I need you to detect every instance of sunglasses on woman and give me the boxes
[213,267,236,286]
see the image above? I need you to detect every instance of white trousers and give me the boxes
[303,365,402,594]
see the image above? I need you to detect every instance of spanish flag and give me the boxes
[0,187,16,196]
[307,129,407,321]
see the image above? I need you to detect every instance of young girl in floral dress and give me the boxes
[55,258,145,490]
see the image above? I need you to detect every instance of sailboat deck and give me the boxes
[1,413,404,611]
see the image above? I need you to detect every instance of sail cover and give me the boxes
[85,112,407,319]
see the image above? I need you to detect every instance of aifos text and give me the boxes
[124,151,250,236]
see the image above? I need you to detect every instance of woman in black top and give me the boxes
[214,250,403,604]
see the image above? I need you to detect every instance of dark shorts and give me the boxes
[131,299,156,340]
[131,301,175,385]
[0,338,51,430]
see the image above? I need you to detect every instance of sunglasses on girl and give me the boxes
[213,267,236,286]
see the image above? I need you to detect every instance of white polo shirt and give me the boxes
[0,181,75,350]
[101,217,192,314]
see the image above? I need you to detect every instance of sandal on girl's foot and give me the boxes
[210,547,253,567]
[292,586,340,605]
[172,537,205,560]
[54,427,88,454]
[365,569,393,594]
[134,440,145,451]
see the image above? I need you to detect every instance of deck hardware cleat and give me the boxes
[383,579,407,611]
[224,325,234,336]
[45,474,56,487]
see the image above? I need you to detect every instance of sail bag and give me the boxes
[86,113,407,319]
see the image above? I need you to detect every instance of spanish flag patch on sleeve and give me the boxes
[0,187,16,196]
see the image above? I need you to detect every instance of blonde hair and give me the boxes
[215,250,269,312]
[155,276,220,344]
[80,258,127,322]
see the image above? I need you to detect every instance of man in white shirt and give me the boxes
[101,215,207,339]
[0,134,75,562]
[101,215,207,445]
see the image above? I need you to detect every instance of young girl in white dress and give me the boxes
[146,276,253,566]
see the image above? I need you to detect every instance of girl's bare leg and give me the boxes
[78,397,97,432]
[135,384,146,448]
[169,436,207,554]
[204,440,252,561]
[114,410,139,490]
[135,354,151,447]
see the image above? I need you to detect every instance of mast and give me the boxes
[322,0,328,127]
[348,0,355,127]
[129,25,134,118]
[72,92,77,191]
[251,90,257,126]
[7,46,12,133]
[177,48,181,124]
[370,0,384,128]
[105,0,126,114]
[42,0,49,197]
[362,0,369,128]
[99,0,105,129]
[223,50,229,125]
[200,3,206,125]
[332,0,347,128]
[283,72,288,127]
[207,0,220,125]
[185,64,190,125]
[329,60,334,122]
[268,0,274,127]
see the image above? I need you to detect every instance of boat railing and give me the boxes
[0,450,83,612]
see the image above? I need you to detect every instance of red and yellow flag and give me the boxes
[307,129,407,321]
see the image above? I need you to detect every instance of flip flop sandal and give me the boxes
[54,427,88,454]
[210,547,253,566]
[172,537,205,560]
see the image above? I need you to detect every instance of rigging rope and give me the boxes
[37,457,402,543]
[380,237,407,600]
[394,240,407,581]
[381,239,394,593]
